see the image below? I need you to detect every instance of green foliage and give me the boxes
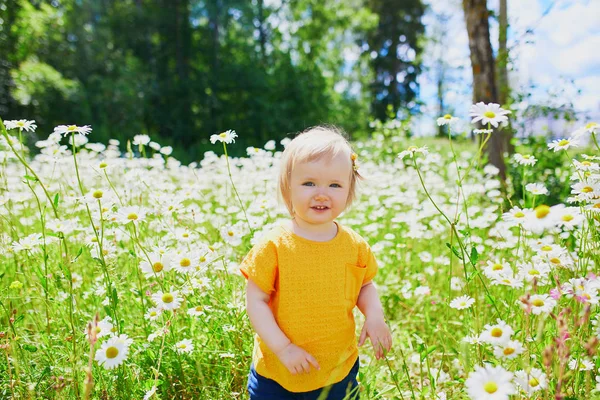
[363,0,426,121]
[10,58,79,106]
[507,135,574,206]
[2,0,405,161]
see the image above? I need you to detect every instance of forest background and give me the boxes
[0,0,598,163]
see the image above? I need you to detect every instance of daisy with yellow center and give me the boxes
[144,307,162,321]
[468,102,511,128]
[398,145,429,160]
[526,294,557,315]
[513,153,537,166]
[151,289,182,310]
[466,364,516,399]
[139,252,172,278]
[173,251,198,275]
[515,368,547,394]
[493,339,524,359]
[548,136,580,152]
[53,124,92,136]
[479,319,514,345]
[116,206,148,225]
[210,129,238,144]
[174,339,194,354]
[436,114,459,126]
[4,119,37,132]
[95,334,133,370]
[449,295,475,310]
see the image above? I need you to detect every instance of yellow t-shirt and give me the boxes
[240,221,378,392]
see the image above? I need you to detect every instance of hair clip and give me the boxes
[351,153,359,172]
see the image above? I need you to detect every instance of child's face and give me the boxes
[289,152,352,227]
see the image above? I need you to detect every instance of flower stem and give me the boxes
[222,143,253,235]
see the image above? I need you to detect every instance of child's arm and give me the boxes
[245,279,320,374]
[356,281,392,360]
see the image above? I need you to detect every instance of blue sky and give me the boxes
[416,0,599,136]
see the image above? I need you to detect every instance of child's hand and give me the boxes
[275,343,321,375]
[358,315,392,360]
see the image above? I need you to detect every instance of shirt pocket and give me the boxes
[345,263,367,304]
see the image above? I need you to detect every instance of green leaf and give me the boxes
[446,243,463,260]
[111,287,119,307]
[470,247,479,266]
[22,344,38,352]
[72,247,84,263]
[420,345,438,361]
[23,175,38,182]
[53,193,59,209]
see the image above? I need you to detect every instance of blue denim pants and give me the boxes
[247,357,360,400]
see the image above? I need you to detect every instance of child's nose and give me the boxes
[314,192,328,201]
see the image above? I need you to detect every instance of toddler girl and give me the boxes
[240,126,392,399]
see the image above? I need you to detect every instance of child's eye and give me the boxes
[330,183,342,188]
[302,182,315,187]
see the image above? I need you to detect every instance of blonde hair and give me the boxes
[278,125,362,216]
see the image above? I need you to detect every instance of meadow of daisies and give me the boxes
[0,105,599,399]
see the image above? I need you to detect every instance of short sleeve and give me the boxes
[239,239,278,296]
[360,241,378,285]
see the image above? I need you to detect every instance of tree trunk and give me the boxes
[208,0,221,136]
[462,0,506,179]
[497,0,514,154]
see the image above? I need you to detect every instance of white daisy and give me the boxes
[501,207,530,226]
[398,145,429,160]
[220,225,243,246]
[95,334,133,370]
[469,102,511,128]
[479,319,514,346]
[513,153,537,166]
[210,129,237,144]
[517,259,551,285]
[548,137,580,152]
[525,183,548,196]
[139,252,172,279]
[522,205,559,234]
[568,357,594,371]
[144,307,163,321]
[151,289,182,311]
[53,124,92,136]
[86,316,115,340]
[115,206,148,225]
[483,259,513,279]
[524,294,557,315]
[132,134,151,146]
[187,305,207,317]
[556,207,584,230]
[514,368,547,395]
[465,364,516,399]
[174,339,194,354]
[11,234,43,252]
[436,114,459,126]
[169,250,197,275]
[571,122,599,139]
[571,181,599,201]
[4,119,37,132]
[449,295,475,310]
[493,340,524,359]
